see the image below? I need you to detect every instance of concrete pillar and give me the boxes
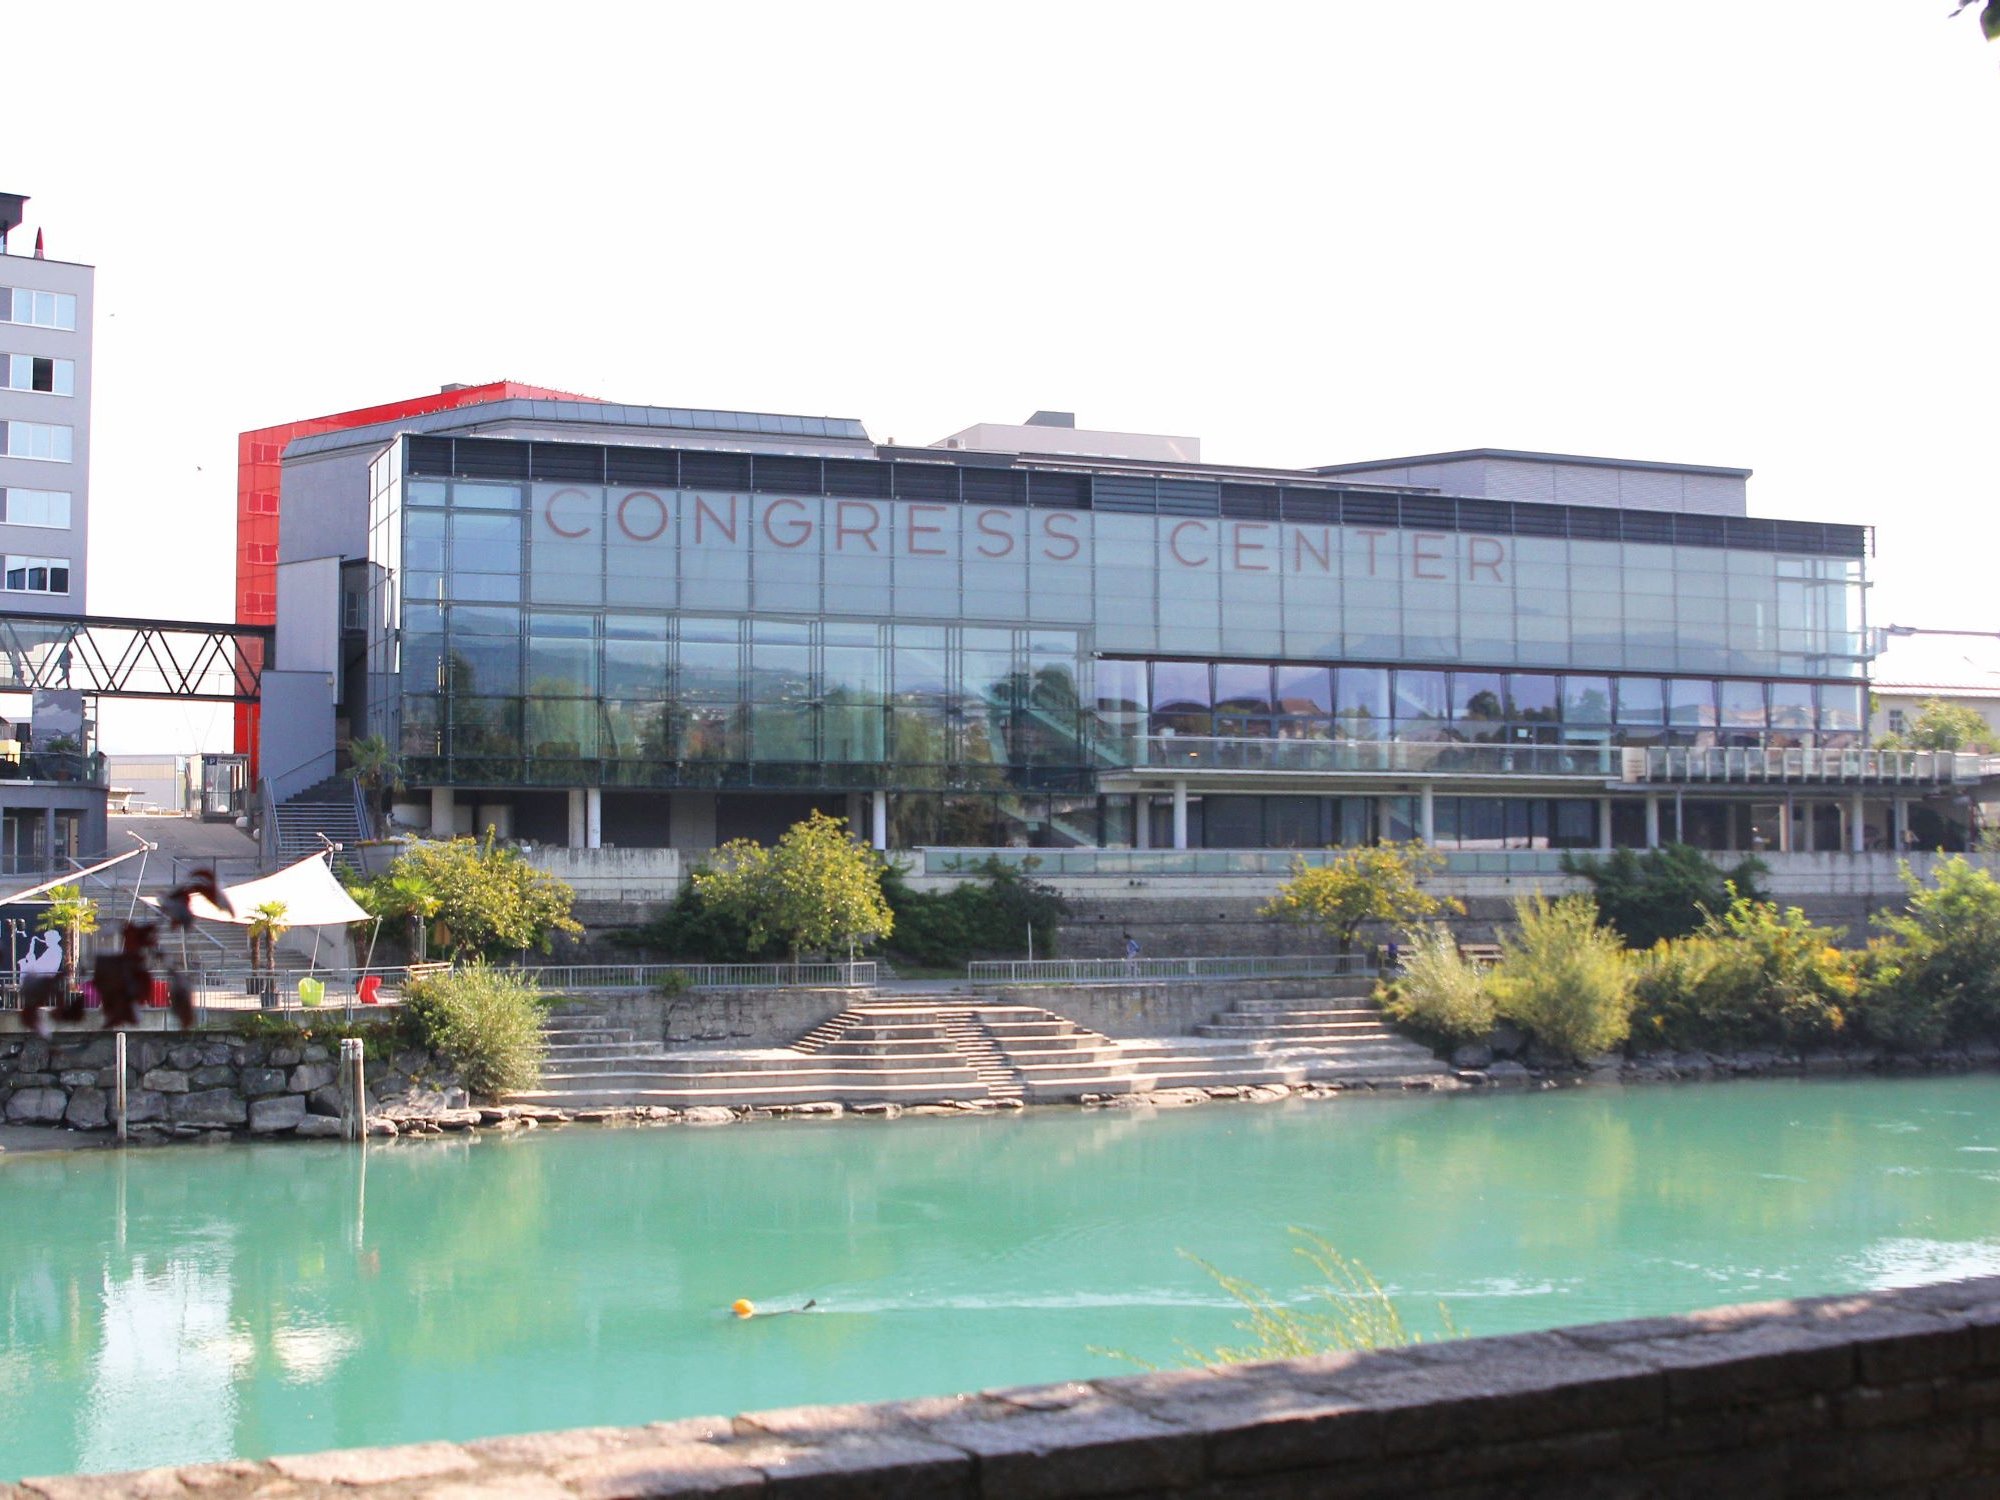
[1644,794,1660,850]
[1419,784,1435,845]
[1377,795,1394,844]
[1893,797,1909,850]
[1135,796,1151,849]
[871,789,888,851]
[1598,797,1613,852]
[1779,794,1793,854]
[429,787,453,836]
[566,789,586,849]
[1849,791,1865,853]
[1172,780,1189,850]
[585,787,602,850]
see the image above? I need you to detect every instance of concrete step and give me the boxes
[545,1041,662,1061]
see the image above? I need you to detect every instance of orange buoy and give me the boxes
[730,1299,756,1319]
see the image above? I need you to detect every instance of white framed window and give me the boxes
[0,288,77,330]
[0,488,70,529]
[1,355,73,395]
[0,422,73,462]
[1887,709,1906,735]
[2,555,69,594]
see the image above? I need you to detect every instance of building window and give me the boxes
[0,422,73,462]
[0,488,70,529]
[3,555,70,594]
[1887,709,1906,736]
[0,288,78,330]
[1,355,74,395]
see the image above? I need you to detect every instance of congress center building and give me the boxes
[255,395,1987,879]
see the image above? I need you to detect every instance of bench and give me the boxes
[1457,943,1505,968]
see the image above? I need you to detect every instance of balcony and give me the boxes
[0,749,107,786]
[1111,736,1622,781]
[1620,747,1985,786]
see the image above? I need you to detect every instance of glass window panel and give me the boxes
[1452,672,1506,721]
[1769,681,1816,729]
[1668,678,1716,726]
[749,704,816,761]
[1719,679,1767,728]
[1213,663,1274,713]
[823,645,884,703]
[823,703,885,761]
[1273,665,1332,715]
[750,642,813,701]
[600,700,670,759]
[1564,675,1614,723]
[1508,674,1560,721]
[894,637,949,696]
[1152,660,1212,711]
[1095,659,1148,715]
[1335,667,1390,735]
[444,637,519,695]
[1820,684,1863,732]
[679,704,744,760]
[526,698,598,757]
[1393,669,1448,721]
[451,483,522,510]
[679,641,741,697]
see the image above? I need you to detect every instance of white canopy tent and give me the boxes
[149,852,371,928]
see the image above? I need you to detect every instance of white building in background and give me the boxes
[1870,627,2000,749]
[0,191,89,615]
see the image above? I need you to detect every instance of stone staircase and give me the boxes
[505,986,1447,1111]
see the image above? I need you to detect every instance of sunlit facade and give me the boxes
[257,401,1926,858]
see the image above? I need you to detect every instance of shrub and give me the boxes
[693,811,893,961]
[1487,895,1636,1062]
[1561,843,1769,949]
[882,857,1071,966]
[1871,855,2000,1042]
[353,832,581,959]
[403,964,547,1097]
[1631,896,1852,1052]
[1846,937,1949,1052]
[1381,924,1493,1043]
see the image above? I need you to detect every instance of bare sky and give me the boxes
[7,2,1996,752]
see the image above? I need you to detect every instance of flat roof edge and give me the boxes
[1314,448,1754,480]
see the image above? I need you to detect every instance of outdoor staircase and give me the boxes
[271,776,369,867]
[504,985,1446,1112]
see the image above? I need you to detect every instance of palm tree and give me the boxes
[38,884,97,986]
[247,900,290,1007]
[344,734,403,838]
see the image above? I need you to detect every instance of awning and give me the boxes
[150,853,371,928]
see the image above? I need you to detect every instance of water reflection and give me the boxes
[0,1075,1996,1479]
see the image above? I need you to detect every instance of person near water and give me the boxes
[1123,932,1140,972]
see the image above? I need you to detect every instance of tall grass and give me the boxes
[1381,923,1493,1043]
[1488,894,1636,1062]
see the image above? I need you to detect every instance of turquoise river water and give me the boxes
[4,1074,2000,1479]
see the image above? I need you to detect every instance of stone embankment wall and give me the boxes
[14,1276,1999,1498]
[983,976,1374,1039]
[566,987,869,1047]
[0,1027,451,1138]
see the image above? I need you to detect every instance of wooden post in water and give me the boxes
[339,1037,365,1143]
[114,1031,127,1144]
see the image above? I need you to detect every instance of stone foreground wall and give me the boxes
[0,1028,450,1138]
[11,1276,1998,1497]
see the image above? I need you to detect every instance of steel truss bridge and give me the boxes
[0,612,271,702]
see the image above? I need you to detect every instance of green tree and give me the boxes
[1870,856,2000,1042]
[1561,843,1769,949]
[1955,0,2000,45]
[880,856,1070,966]
[1260,842,1461,957]
[1488,894,1636,1062]
[693,810,893,963]
[344,734,403,836]
[1898,699,1993,753]
[367,830,582,959]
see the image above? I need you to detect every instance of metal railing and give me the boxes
[0,749,108,785]
[1626,746,1981,785]
[509,961,877,991]
[0,964,431,1025]
[1119,736,1621,779]
[967,953,1370,985]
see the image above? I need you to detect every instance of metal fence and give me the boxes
[966,954,1370,985]
[0,964,432,1026]
[508,961,877,991]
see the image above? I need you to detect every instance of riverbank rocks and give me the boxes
[250,1096,307,1133]
[294,1115,345,1138]
[7,1087,67,1123]
[681,1107,736,1126]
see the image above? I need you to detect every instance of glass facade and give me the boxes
[363,438,1872,846]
